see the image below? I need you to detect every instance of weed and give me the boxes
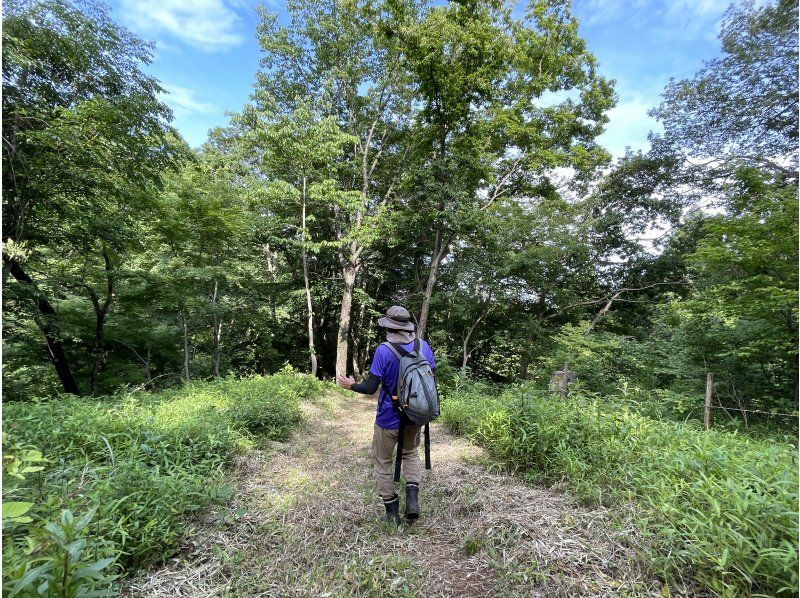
[2,372,316,591]
[441,380,799,596]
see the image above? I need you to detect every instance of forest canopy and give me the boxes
[3,0,798,433]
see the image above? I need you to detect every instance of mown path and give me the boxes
[125,392,660,596]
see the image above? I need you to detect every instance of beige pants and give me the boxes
[371,423,421,499]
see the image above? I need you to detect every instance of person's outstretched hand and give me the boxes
[337,375,355,390]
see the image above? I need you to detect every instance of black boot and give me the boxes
[405,482,419,520]
[383,495,401,525]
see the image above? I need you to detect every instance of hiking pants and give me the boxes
[372,423,420,499]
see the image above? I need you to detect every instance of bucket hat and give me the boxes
[377,305,415,331]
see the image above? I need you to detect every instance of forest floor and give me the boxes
[124,391,663,597]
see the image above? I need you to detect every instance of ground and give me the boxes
[124,391,662,597]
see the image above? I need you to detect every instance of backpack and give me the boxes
[381,339,440,481]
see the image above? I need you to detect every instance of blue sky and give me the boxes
[105,0,735,156]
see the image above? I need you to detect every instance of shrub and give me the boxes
[441,380,799,596]
[2,373,316,591]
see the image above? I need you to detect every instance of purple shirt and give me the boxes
[369,340,436,430]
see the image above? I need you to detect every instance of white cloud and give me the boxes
[577,0,649,27]
[160,84,217,116]
[664,0,730,21]
[598,96,662,158]
[120,0,245,52]
[662,0,731,39]
[576,0,730,38]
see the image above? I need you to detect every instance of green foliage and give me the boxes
[651,0,797,175]
[441,380,799,596]
[2,373,315,591]
[540,322,645,394]
[6,509,118,598]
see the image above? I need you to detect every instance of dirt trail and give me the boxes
[125,392,660,597]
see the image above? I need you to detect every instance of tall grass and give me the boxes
[440,379,799,597]
[2,371,323,593]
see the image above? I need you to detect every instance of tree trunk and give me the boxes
[335,260,358,378]
[181,309,190,383]
[88,247,114,397]
[704,372,713,430]
[461,305,491,370]
[584,290,624,335]
[301,175,318,377]
[518,327,534,380]
[4,257,81,395]
[351,298,367,376]
[263,243,278,322]
[418,230,450,340]
[211,278,222,378]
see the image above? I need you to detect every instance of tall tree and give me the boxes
[388,0,615,338]
[255,0,416,378]
[237,102,357,376]
[650,0,798,190]
[2,0,180,393]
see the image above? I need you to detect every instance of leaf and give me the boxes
[74,557,116,580]
[9,562,54,597]
[66,538,88,561]
[3,502,33,519]
[19,466,45,474]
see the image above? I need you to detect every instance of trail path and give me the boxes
[126,392,660,596]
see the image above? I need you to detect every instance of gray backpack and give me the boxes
[382,339,439,481]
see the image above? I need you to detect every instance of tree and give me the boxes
[682,169,798,407]
[650,0,798,190]
[255,0,416,378]
[238,101,357,376]
[2,0,181,394]
[387,0,615,339]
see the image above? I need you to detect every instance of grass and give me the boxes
[125,391,663,597]
[439,379,799,597]
[2,371,323,595]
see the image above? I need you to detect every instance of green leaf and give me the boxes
[2,501,33,519]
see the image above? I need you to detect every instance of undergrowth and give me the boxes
[2,370,323,595]
[440,378,799,597]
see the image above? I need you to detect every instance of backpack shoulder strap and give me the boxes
[381,341,410,359]
[381,341,403,360]
[413,338,421,354]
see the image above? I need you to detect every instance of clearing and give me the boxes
[125,391,661,596]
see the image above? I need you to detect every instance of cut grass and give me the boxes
[125,392,659,597]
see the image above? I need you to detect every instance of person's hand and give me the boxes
[337,375,356,390]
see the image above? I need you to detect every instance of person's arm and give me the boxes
[425,342,436,375]
[337,345,385,394]
[351,373,381,394]
[337,373,380,394]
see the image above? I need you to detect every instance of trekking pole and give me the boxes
[394,409,405,482]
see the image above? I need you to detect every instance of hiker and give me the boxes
[336,305,437,525]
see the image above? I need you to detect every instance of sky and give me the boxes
[104,0,736,156]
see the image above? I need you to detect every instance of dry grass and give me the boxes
[123,392,663,597]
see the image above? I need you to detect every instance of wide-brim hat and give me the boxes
[377,305,415,331]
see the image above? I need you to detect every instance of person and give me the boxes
[336,305,436,525]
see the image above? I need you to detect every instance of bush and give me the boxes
[441,380,799,596]
[2,372,319,593]
[539,322,646,395]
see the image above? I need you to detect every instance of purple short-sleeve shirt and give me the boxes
[369,340,436,430]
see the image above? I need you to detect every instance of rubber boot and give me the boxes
[405,482,419,520]
[383,495,401,525]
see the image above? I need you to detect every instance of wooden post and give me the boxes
[704,372,713,430]
[560,362,570,399]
